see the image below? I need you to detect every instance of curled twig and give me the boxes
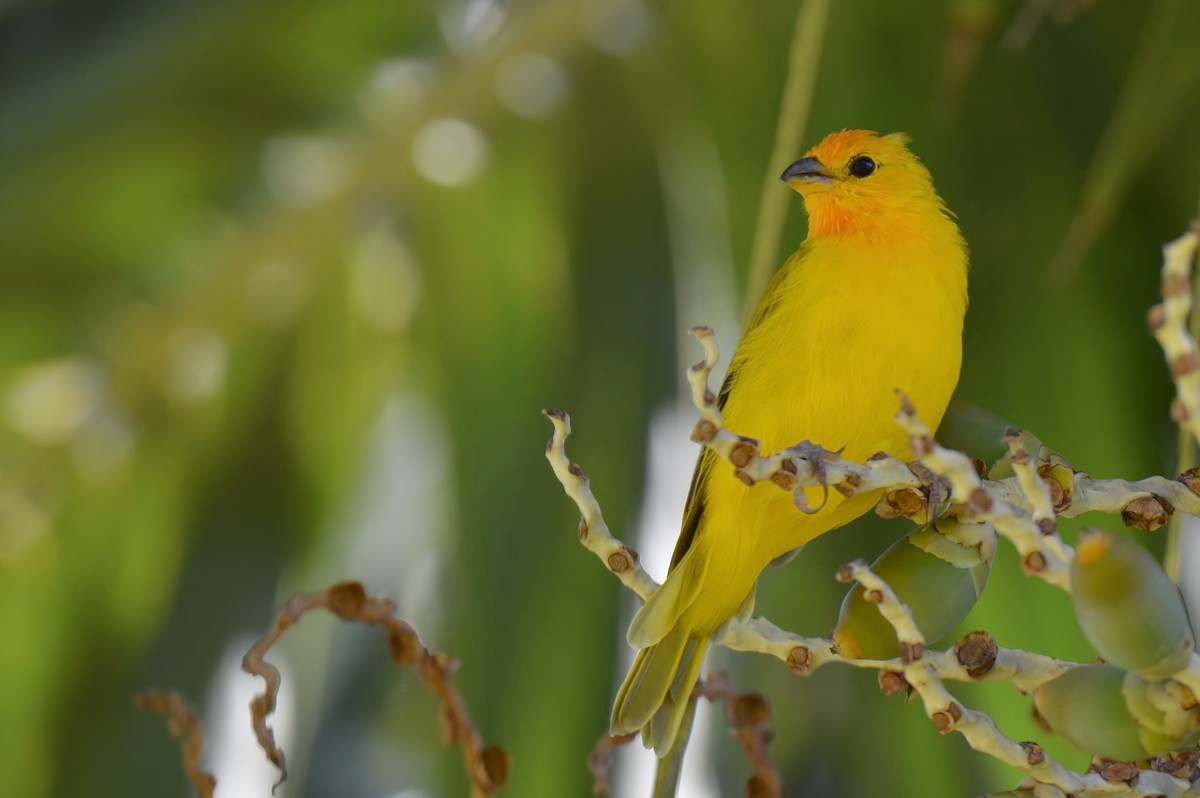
[585,674,783,798]
[544,407,659,601]
[134,689,216,798]
[241,581,509,797]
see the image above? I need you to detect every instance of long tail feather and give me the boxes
[611,625,710,757]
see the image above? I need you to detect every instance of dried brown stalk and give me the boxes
[133,689,216,798]
[585,674,782,797]
[587,731,637,796]
[241,580,509,797]
[695,672,783,798]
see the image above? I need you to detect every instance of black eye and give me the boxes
[848,156,876,178]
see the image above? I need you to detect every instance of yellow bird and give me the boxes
[611,130,969,755]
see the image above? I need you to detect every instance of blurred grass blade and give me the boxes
[1048,0,1200,285]
[741,0,830,319]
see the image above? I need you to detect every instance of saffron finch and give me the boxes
[611,129,970,755]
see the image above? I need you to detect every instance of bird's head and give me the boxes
[781,130,948,239]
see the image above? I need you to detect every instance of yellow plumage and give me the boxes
[611,130,970,755]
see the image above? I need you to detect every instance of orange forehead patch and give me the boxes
[805,129,911,168]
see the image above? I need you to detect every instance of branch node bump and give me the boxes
[691,419,718,443]
[1151,750,1200,781]
[786,646,811,675]
[1120,494,1174,531]
[836,561,865,584]
[876,487,926,520]
[900,641,925,665]
[1175,398,1194,423]
[929,702,963,734]
[388,625,419,665]
[840,471,862,492]
[1019,741,1046,766]
[481,746,511,789]
[1090,757,1140,786]
[1148,303,1167,331]
[1171,352,1200,379]
[731,693,771,727]
[1043,478,1068,511]
[878,670,912,698]
[1163,271,1192,300]
[1181,468,1200,496]
[967,487,993,513]
[731,439,759,468]
[1022,551,1047,574]
[607,548,637,573]
[327,581,368,620]
[771,470,797,490]
[954,631,998,678]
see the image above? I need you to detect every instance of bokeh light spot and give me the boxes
[411,118,489,187]
[439,0,506,55]
[6,359,101,445]
[244,258,311,329]
[582,0,654,56]
[352,228,422,333]
[495,53,569,119]
[0,492,50,562]
[164,329,227,403]
[360,59,435,126]
[72,416,136,482]
[263,136,350,208]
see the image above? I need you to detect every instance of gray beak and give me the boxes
[780,156,831,184]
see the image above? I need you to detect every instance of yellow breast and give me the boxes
[688,228,967,621]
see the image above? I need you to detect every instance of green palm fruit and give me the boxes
[833,518,994,659]
[1034,664,1200,760]
[936,401,1016,470]
[1071,529,1194,678]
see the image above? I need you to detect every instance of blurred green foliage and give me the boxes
[1,0,1199,796]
